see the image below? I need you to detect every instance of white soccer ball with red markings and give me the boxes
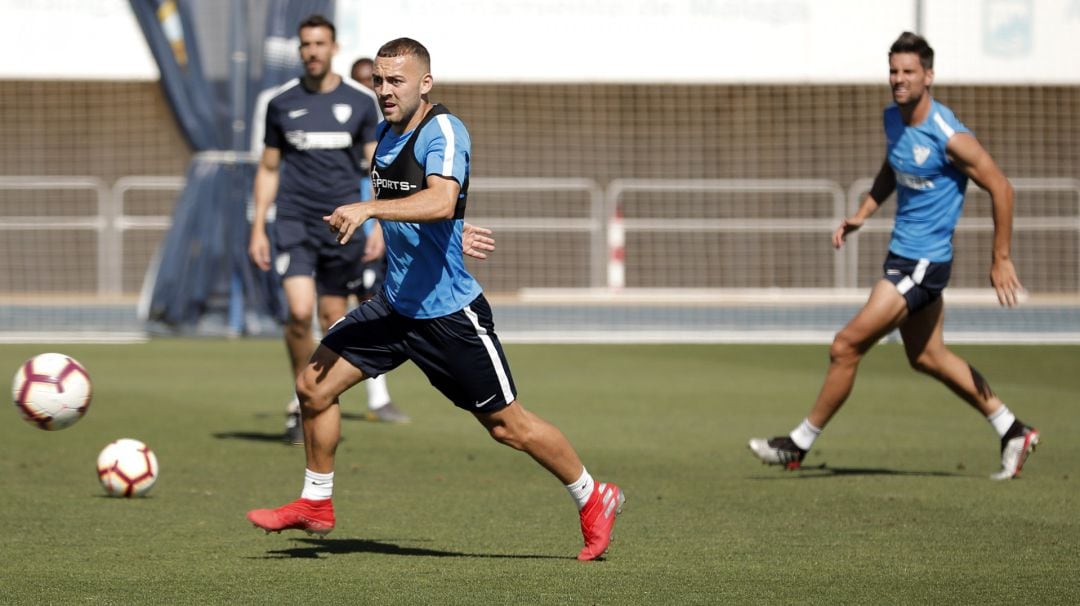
[97,438,159,498]
[11,352,92,430]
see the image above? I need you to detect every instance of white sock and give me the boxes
[300,469,334,500]
[987,405,1016,438]
[565,468,595,510]
[789,418,822,451]
[366,375,391,410]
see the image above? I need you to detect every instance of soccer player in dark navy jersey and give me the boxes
[248,38,624,561]
[749,32,1039,480]
[248,15,413,439]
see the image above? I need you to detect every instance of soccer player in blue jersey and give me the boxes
[748,32,1039,480]
[248,38,624,561]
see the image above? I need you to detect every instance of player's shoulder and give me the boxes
[929,99,963,125]
[423,108,470,137]
[928,98,969,140]
[265,78,303,107]
[337,79,379,107]
[421,107,471,141]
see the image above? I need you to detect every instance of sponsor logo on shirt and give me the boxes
[287,108,309,119]
[371,169,418,197]
[284,130,352,150]
[895,170,935,190]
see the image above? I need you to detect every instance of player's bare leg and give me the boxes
[474,402,625,561]
[282,276,319,376]
[900,298,1039,479]
[900,297,1001,414]
[279,276,319,443]
[247,346,367,535]
[808,280,909,427]
[749,280,908,468]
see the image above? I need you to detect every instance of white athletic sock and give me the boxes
[987,405,1016,438]
[366,375,391,410]
[300,469,334,501]
[565,468,595,511]
[789,418,822,452]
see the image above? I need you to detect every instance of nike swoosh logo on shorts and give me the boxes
[474,394,497,408]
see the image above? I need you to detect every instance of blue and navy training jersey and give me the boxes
[264,78,380,218]
[372,105,482,319]
[883,98,971,262]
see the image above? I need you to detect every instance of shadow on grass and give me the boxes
[254,537,575,560]
[212,431,289,443]
[749,463,966,479]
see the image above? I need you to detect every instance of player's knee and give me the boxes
[486,420,531,451]
[907,349,940,375]
[829,333,860,364]
[295,373,332,413]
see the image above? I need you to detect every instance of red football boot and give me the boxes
[247,498,335,536]
[577,482,625,561]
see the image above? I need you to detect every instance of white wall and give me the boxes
[1,0,1077,84]
[0,0,158,80]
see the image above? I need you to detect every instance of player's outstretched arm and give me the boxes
[947,133,1023,307]
[462,223,495,260]
[834,160,894,249]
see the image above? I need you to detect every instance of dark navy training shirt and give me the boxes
[264,78,380,219]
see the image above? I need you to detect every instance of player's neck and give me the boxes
[303,72,341,94]
[899,92,933,126]
[392,100,434,135]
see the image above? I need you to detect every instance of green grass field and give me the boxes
[2,340,1078,604]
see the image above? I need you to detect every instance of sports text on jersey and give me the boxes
[370,169,418,196]
[284,130,353,150]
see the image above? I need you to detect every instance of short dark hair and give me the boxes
[351,57,374,72]
[376,38,431,71]
[298,14,336,41]
[889,31,933,70]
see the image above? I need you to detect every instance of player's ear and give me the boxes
[420,73,433,95]
[925,68,934,87]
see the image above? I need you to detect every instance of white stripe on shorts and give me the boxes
[895,276,915,295]
[463,305,515,404]
[912,258,930,285]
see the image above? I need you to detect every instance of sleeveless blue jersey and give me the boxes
[373,109,482,319]
[264,78,380,219]
[884,99,971,261]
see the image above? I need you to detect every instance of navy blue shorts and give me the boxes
[273,216,381,297]
[883,252,952,313]
[321,292,517,413]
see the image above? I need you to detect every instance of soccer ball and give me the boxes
[97,438,159,498]
[11,352,92,430]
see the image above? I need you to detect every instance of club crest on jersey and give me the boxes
[332,104,352,124]
[913,144,931,166]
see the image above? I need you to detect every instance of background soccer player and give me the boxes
[748,32,1039,480]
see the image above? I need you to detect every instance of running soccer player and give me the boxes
[247,37,624,560]
[748,32,1039,480]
